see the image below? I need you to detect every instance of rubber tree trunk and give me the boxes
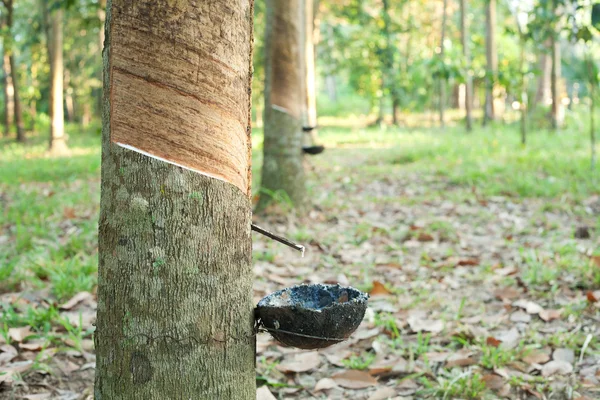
[459,0,473,131]
[2,50,14,137]
[258,0,305,212]
[95,1,255,398]
[535,48,551,106]
[303,0,318,143]
[550,34,562,129]
[519,39,527,145]
[3,0,25,141]
[586,55,598,170]
[483,0,497,125]
[439,0,448,129]
[48,7,68,154]
[382,0,399,126]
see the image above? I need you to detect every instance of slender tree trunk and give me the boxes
[382,0,399,126]
[2,50,14,137]
[460,0,473,131]
[535,48,552,106]
[439,0,448,129]
[484,0,497,125]
[519,39,527,145]
[3,1,25,141]
[303,0,319,142]
[258,0,305,212]
[65,69,76,123]
[95,1,256,398]
[48,7,68,154]
[588,56,596,169]
[550,34,562,129]
[9,53,24,141]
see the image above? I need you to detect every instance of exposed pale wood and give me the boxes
[108,0,252,195]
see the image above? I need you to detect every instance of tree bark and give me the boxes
[3,0,25,141]
[48,7,68,154]
[439,0,448,129]
[535,49,551,106]
[303,0,318,142]
[459,0,473,131]
[2,50,14,137]
[95,1,256,399]
[484,0,497,125]
[550,34,562,129]
[258,0,305,212]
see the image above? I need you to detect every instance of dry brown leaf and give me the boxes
[354,327,381,340]
[0,345,18,365]
[486,337,502,347]
[457,258,480,266]
[513,300,544,315]
[482,374,505,390]
[332,370,378,389]
[8,326,32,343]
[276,351,321,373]
[314,378,337,392]
[417,232,434,242]
[396,378,418,396]
[19,340,46,351]
[63,207,77,219]
[510,311,531,323]
[494,287,521,301]
[541,360,573,377]
[370,281,392,296]
[0,360,33,384]
[586,291,600,303]
[60,291,94,310]
[445,350,476,368]
[553,348,575,364]
[368,386,396,400]
[423,352,451,363]
[592,256,600,267]
[256,385,277,400]
[407,316,443,333]
[23,394,52,400]
[368,355,403,376]
[522,350,551,365]
[323,349,352,367]
[539,309,562,322]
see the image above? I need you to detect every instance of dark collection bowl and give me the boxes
[256,283,369,349]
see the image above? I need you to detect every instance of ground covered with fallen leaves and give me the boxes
[1,125,599,399]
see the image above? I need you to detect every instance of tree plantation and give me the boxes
[0,0,599,399]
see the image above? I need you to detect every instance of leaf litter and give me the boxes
[2,149,599,399]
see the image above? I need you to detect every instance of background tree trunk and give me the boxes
[48,7,68,154]
[535,49,552,106]
[550,35,562,129]
[95,1,256,398]
[484,0,497,125]
[2,49,14,137]
[3,0,25,141]
[303,0,319,143]
[439,0,448,129]
[460,0,473,131]
[259,0,305,212]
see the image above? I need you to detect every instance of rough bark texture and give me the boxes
[48,7,68,154]
[459,0,473,131]
[258,0,305,211]
[95,1,256,399]
[484,0,497,125]
[2,50,14,137]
